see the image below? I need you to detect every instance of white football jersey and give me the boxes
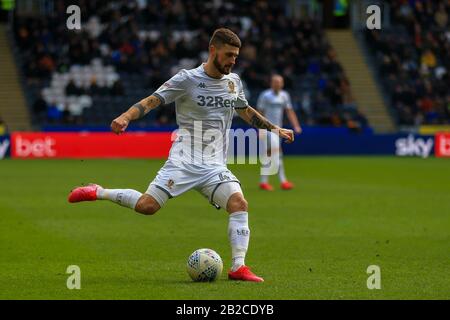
[152,64,249,170]
[256,89,293,127]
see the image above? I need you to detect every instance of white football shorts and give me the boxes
[145,159,242,210]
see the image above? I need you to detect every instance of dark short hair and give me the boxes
[209,28,241,48]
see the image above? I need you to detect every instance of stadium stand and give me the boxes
[0,24,31,131]
[364,1,450,127]
[11,0,369,130]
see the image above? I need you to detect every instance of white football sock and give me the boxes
[228,211,250,272]
[260,174,269,184]
[260,132,271,182]
[278,156,287,183]
[96,188,142,210]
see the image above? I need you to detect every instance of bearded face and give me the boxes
[213,54,232,74]
[212,44,239,75]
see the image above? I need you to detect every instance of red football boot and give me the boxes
[280,181,294,190]
[259,182,274,191]
[68,184,101,203]
[228,266,264,282]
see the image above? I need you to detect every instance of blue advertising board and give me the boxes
[283,133,435,157]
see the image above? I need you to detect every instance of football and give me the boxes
[187,248,223,282]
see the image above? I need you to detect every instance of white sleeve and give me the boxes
[284,91,293,109]
[153,70,188,105]
[234,78,249,109]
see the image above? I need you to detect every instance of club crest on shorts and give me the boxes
[166,179,175,189]
[228,80,235,94]
[218,173,231,181]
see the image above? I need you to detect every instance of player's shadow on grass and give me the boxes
[88,276,231,286]
[143,278,237,286]
[154,279,229,285]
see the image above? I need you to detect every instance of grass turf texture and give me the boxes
[0,157,449,299]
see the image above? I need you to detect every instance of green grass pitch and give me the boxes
[0,157,449,299]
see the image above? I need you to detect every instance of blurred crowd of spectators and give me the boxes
[365,0,450,126]
[14,0,367,129]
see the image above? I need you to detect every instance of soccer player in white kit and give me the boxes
[257,75,302,191]
[68,28,294,282]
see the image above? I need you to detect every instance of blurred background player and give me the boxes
[257,75,302,191]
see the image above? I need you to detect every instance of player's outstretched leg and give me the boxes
[259,135,274,191]
[225,192,264,282]
[259,166,274,191]
[68,184,102,203]
[68,184,161,215]
[279,154,294,190]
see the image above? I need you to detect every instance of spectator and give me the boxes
[66,80,80,96]
[110,79,125,96]
[38,54,55,77]
[88,76,103,96]
[33,94,47,114]
[46,101,62,123]
[355,110,368,128]
[434,4,448,28]
[155,104,176,126]
[0,116,7,135]
[61,104,73,124]
[421,49,437,69]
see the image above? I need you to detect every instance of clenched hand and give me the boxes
[111,115,130,135]
[277,128,295,144]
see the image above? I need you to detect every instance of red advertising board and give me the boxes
[11,132,173,159]
[435,133,450,158]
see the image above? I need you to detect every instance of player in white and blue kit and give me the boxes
[257,75,302,191]
[68,28,295,282]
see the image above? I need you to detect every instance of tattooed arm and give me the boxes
[110,95,162,134]
[236,106,295,143]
